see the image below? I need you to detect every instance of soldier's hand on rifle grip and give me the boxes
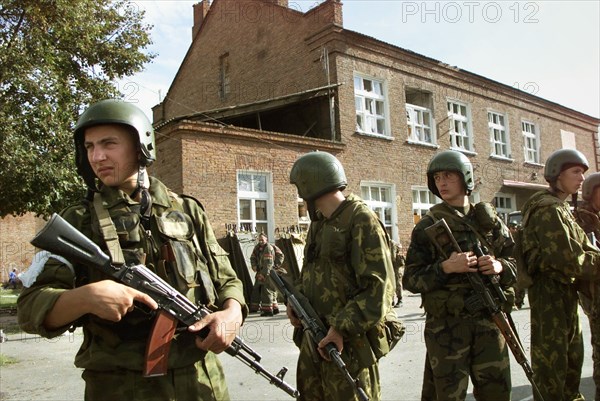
[190,299,243,354]
[476,254,503,275]
[441,252,478,274]
[286,303,302,328]
[87,280,158,322]
[318,327,344,361]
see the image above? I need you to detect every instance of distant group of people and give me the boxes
[14,99,600,401]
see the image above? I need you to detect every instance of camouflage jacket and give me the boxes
[250,242,284,276]
[18,177,247,371]
[299,194,395,341]
[575,202,600,245]
[522,190,600,284]
[403,202,516,317]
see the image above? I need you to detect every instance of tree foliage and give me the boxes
[0,0,154,217]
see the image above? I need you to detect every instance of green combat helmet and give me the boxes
[289,151,347,219]
[73,99,155,190]
[426,150,474,198]
[582,172,600,202]
[543,148,588,183]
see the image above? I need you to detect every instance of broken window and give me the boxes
[354,74,388,137]
[522,121,540,163]
[405,88,436,145]
[447,100,473,151]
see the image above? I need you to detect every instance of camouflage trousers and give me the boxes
[529,276,584,401]
[421,314,511,401]
[296,331,380,401]
[580,287,600,401]
[82,353,230,401]
[249,279,278,313]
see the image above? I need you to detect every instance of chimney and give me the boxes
[307,0,343,27]
[192,1,211,39]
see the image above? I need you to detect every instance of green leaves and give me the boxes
[0,0,155,217]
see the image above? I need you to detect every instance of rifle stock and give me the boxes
[31,214,299,398]
[269,270,370,401]
[424,218,544,401]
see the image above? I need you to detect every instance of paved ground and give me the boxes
[0,293,595,401]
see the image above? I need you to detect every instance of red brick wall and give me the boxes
[153,0,599,248]
[158,0,341,122]
[154,121,344,238]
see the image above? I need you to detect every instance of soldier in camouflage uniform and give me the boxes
[17,100,247,401]
[576,171,600,401]
[249,233,284,316]
[521,149,600,401]
[287,151,397,401]
[403,150,516,401]
[390,240,406,307]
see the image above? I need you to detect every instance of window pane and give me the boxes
[256,223,268,235]
[374,81,382,95]
[298,201,309,221]
[361,186,370,199]
[366,98,374,113]
[254,175,267,192]
[255,200,267,220]
[381,188,390,202]
[239,199,251,220]
[384,208,392,224]
[371,187,380,201]
[364,79,372,92]
[354,76,361,90]
[238,174,252,191]
[355,96,363,111]
[375,101,384,116]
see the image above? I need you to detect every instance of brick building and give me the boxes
[151,0,600,247]
[2,0,599,274]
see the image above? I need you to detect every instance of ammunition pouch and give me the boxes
[156,210,216,305]
[365,309,405,360]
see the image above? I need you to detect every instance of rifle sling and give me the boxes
[93,193,126,266]
[426,206,493,252]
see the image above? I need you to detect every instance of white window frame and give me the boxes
[406,103,436,145]
[494,193,516,223]
[354,74,389,137]
[361,182,397,240]
[412,186,441,225]
[447,100,474,152]
[488,111,511,159]
[522,120,540,164]
[236,171,274,237]
[297,197,310,232]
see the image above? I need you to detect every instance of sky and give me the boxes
[118,0,600,122]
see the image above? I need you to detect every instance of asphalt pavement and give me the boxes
[0,292,595,400]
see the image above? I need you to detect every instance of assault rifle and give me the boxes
[31,214,299,398]
[424,218,545,401]
[269,270,369,401]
